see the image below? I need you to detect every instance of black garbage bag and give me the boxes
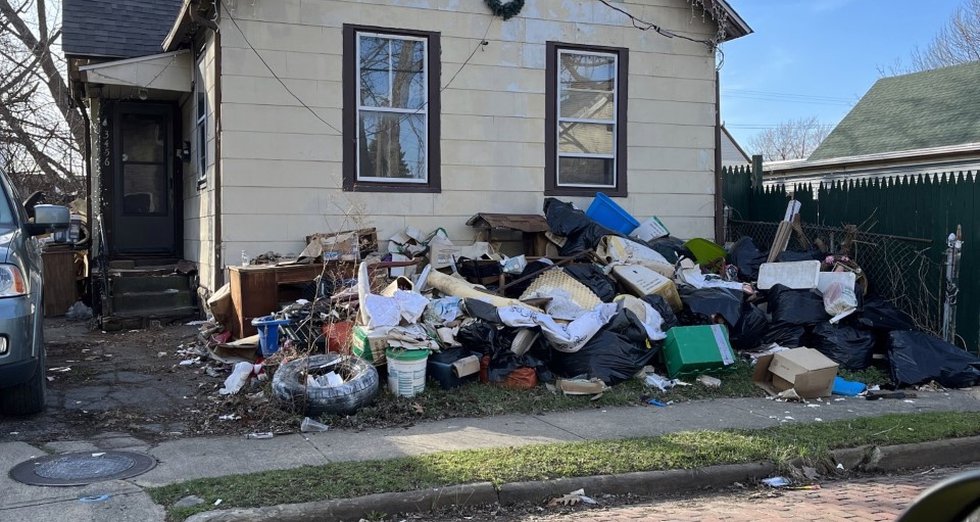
[549,309,660,385]
[766,284,829,325]
[643,236,692,265]
[728,237,767,281]
[642,294,679,331]
[888,331,980,388]
[457,320,515,357]
[808,322,876,370]
[764,323,807,348]
[457,320,546,383]
[776,248,823,263]
[544,198,619,256]
[564,263,617,302]
[857,296,916,332]
[679,287,743,326]
[730,303,769,351]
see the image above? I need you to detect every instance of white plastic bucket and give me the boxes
[386,349,428,398]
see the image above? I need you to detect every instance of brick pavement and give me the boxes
[519,467,968,522]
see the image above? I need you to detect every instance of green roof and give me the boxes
[808,61,980,161]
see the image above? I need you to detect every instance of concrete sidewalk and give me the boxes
[3,389,978,521]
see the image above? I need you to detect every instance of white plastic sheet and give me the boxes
[497,303,619,353]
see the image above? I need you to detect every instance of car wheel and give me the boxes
[1,348,46,416]
[272,354,379,417]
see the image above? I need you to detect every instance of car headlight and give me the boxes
[0,265,26,297]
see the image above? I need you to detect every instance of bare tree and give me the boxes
[912,0,980,70]
[748,117,832,162]
[880,0,980,75]
[0,0,85,197]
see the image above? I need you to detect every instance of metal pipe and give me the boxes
[941,226,963,345]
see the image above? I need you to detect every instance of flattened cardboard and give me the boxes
[753,348,838,399]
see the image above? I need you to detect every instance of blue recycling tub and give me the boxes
[251,316,292,357]
[586,192,639,235]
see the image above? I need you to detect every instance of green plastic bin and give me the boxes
[663,325,736,378]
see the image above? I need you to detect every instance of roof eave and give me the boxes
[699,0,753,41]
[163,0,193,52]
[764,143,980,174]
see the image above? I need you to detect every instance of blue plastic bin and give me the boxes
[251,316,292,357]
[586,192,639,235]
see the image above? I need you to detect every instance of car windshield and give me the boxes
[0,175,18,227]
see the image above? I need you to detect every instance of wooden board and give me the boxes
[43,250,78,317]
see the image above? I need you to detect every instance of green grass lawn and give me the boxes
[150,411,980,521]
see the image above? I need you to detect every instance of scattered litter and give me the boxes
[219,362,253,395]
[836,463,845,470]
[646,398,667,408]
[65,301,94,321]
[300,417,330,433]
[218,414,240,421]
[547,488,597,507]
[213,499,223,506]
[244,432,274,439]
[814,417,823,422]
[178,358,198,366]
[185,320,208,326]
[173,496,205,509]
[78,494,111,503]
[903,399,916,404]
[696,375,721,388]
[642,371,676,392]
[762,476,791,488]
[91,452,106,457]
[47,367,71,373]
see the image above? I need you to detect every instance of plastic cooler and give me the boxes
[250,316,292,357]
[663,325,736,378]
[586,192,639,235]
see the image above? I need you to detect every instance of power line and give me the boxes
[724,89,854,103]
[220,0,344,136]
[594,0,717,50]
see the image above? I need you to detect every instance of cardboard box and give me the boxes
[663,325,736,378]
[427,241,492,270]
[352,325,389,366]
[753,348,838,399]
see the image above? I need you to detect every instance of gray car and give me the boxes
[0,174,69,415]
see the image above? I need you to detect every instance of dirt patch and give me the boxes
[0,319,303,445]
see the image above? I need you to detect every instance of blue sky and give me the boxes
[720,0,963,148]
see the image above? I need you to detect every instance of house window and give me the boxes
[343,25,441,192]
[194,54,208,185]
[545,43,629,197]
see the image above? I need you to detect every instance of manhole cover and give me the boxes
[9,451,157,486]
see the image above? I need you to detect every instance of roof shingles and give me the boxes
[809,62,980,161]
[62,0,184,59]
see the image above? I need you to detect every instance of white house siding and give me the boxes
[181,33,219,289]
[217,0,719,270]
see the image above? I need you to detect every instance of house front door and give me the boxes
[110,102,178,258]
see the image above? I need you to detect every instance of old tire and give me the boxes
[273,353,379,416]
[1,348,46,416]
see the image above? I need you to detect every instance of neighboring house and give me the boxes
[765,62,980,185]
[63,0,751,294]
[720,124,750,167]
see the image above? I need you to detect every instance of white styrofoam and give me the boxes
[757,260,821,290]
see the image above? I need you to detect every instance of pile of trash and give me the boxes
[182,194,980,421]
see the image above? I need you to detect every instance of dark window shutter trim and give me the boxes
[342,24,441,193]
[544,41,629,198]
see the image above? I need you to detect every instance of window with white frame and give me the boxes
[356,32,429,183]
[194,54,208,183]
[546,44,628,197]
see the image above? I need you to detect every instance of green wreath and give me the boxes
[485,0,524,20]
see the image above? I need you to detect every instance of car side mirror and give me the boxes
[25,204,70,239]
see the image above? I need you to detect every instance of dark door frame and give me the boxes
[104,100,183,261]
